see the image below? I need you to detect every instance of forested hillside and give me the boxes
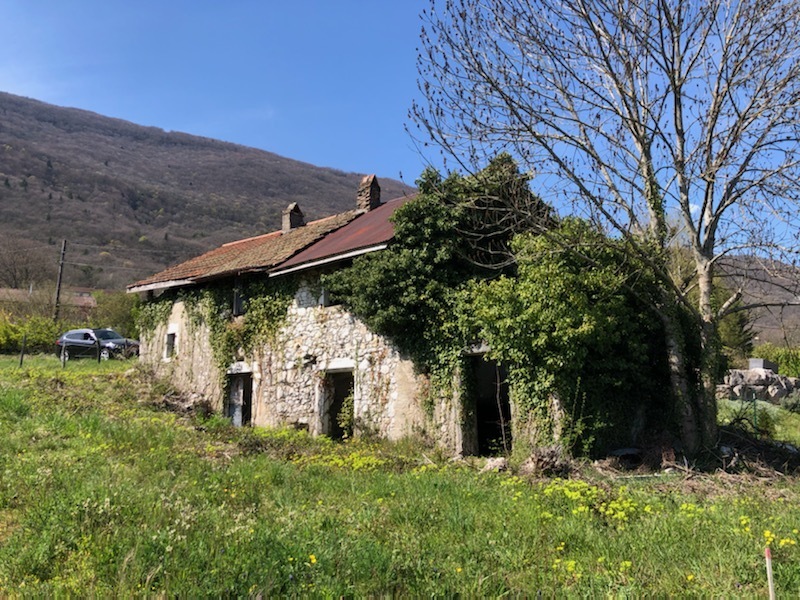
[0,92,414,289]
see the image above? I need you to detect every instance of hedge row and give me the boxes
[0,311,83,354]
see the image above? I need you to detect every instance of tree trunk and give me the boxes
[695,256,719,449]
[659,267,719,456]
[659,299,701,456]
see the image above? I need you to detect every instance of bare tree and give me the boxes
[0,237,55,289]
[412,0,800,453]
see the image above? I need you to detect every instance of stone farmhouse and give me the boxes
[128,176,511,456]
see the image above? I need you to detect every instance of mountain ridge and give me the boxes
[0,91,415,289]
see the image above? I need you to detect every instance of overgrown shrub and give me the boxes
[753,343,800,378]
[780,390,800,414]
[20,316,64,353]
[0,311,82,354]
[0,310,21,352]
[464,219,675,456]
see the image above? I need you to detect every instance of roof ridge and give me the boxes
[221,210,358,247]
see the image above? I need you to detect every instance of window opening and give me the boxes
[233,283,245,316]
[165,333,176,358]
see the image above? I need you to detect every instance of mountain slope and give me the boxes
[0,91,414,289]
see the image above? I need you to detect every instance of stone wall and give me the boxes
[141,300,223,410]
[251,282,432,440]
[140,280,467,452]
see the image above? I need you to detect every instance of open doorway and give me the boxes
[321,371,354,440]
[467,356,511,455]
[227,373,252,427]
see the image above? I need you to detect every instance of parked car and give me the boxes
[55,328,140,360]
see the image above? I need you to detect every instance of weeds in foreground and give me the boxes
[0,357,799,595]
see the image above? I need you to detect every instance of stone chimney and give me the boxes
[282,202,305,232]
[356,174,381,211]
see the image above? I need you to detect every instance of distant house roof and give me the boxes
[0,287,97,309]
[127,192,414,294]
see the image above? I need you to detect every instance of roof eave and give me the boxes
[268,244,388,278]
[126,279,197,294]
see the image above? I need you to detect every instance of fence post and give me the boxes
[18,334,27,368]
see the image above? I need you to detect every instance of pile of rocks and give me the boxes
[717,360,800,403]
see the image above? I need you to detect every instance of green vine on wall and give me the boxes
[323,157,678,457]
[187,280,297,375]
[322,157,548,421]
[137,279,296,377]
[134,295,174,339]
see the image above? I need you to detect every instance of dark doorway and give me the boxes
[227,373,252,427]
[468,356,511,455]
[322,371,354,440]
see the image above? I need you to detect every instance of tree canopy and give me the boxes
[411,0,800,453]
[326,157,676,456]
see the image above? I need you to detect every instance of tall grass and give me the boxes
[1,356,799,595]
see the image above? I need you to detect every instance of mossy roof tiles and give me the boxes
[128,210,358,290]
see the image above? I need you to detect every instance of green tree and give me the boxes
[412,0,800,454]
[462,219,673,455]
[323,156,550,374]
[92,291,140,337]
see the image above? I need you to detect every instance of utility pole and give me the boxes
[53,239,67,321]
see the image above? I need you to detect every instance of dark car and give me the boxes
[55,328,139,360]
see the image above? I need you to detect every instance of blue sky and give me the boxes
[3,1,435,185]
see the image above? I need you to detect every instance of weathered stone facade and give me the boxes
[254,281,428,438]
[140,300,223,406]
[141,278,466,451]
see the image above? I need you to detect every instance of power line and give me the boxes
[64,261,155,272]
[69,242,179,256]
[0,245,54,256]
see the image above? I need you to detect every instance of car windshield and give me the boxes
[94,330,123,340]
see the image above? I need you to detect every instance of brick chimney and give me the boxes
[282,202,305,232]
[356,175,381,211]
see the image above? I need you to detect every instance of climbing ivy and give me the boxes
[462,219,674,456]
[323,156,550,425]
[323,156,545,377]
[324,156,678,457]
[136,279,296,377]
[182,280,297,374]
[133,294,174,338]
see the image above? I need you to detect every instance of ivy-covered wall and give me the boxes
[138,299,222,409]
[135,276,461,447]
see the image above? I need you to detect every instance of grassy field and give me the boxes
[1,356,800,595]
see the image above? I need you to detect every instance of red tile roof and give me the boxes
[272,195,414,273]
[128,193,415,293]
[128,210,358,291]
